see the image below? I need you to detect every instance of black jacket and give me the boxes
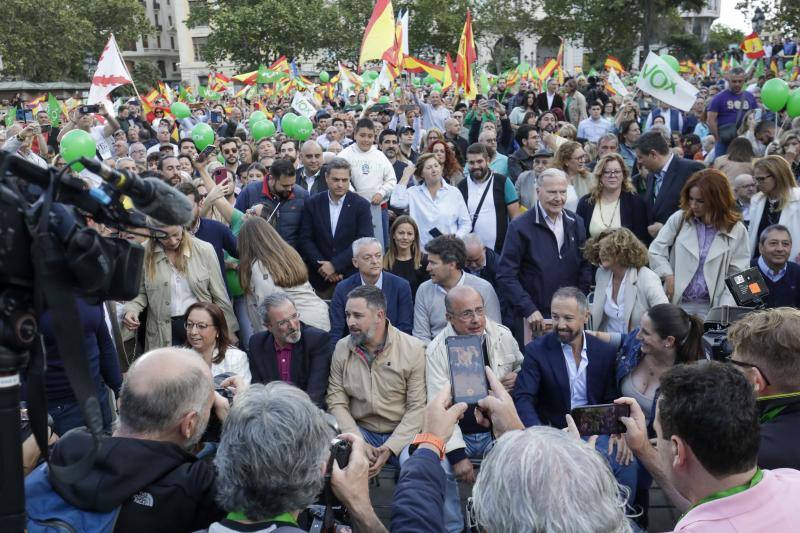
[296,166,329,195]
[758,394,800,471]
[576,191,651,244]
[645,156,705,225]
[234,183,309,249]
[248,323,333,408]
[44,428,222,533]
[535,92,565,112]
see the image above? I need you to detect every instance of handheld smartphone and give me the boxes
[210,111,222,123]
[16,108,34,123]
[446,335,488,405]
[570,403,630,436]
[428,227,443,239]
[197,144,216,162]
[212,167,230,184]
[487,99,498,108]
[79,104,100,115]
[40,124,51,134]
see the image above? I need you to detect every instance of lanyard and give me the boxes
[758,391,800,423]
[226,511,298,526]
[688,468,764,513]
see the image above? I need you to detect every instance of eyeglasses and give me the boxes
[274,312,300,328]
[602,169,623,176]
[185,321,214,332]
[222,148,238,154]
[725,356,772,386]
[454,307,486,321]
[754,174,771,183]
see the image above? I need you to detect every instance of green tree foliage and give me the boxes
[736,0,799,36]
[131,61,164,91]
[0,0,151,81]
[707,24,745,54]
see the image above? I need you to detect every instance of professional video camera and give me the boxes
[0,149,192,532]
[702,267,770,360]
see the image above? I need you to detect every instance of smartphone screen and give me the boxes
[16,108,33,122]
[487,99,498,107]
[570,403,630,436]
[199,144,216,161]
[210,111,222,123]
[428,227,443,239]
[40,124,52,134]
[446,335,488,405]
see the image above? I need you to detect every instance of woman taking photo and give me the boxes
[767,130,800,180]
[617,119,641,170]
[748,155,800,261]
[184,301,251,384]
[577,153,649,241]
[384,215,429,299]
[552,140,597,200]
[123,223,238,351]
[649,169,750,318]
[390,153,471,246]
[238,216,330,334]
[584,228,668,333]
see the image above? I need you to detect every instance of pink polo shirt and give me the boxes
[674,469,800,532]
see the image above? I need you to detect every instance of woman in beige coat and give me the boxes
[649,169,750,319]
[123,224,238,352]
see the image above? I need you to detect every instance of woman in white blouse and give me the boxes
[391,152,470,246]
[584,228,669,333]
[238,217,330,334]
[184,301,251,384]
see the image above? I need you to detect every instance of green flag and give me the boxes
[198,85,208,99]
[47,93,61,127]
[179,86,189,101]
[588,67,599,77]
[755,59,764,79]
[5,106,16,127]
[257,64,270,84]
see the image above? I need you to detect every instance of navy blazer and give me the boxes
[645,156,705,225]
[513,331,618,429]
[247,323,332,408]
[298,191,373,291]
[576,191,650,244]
[329,271,413,346]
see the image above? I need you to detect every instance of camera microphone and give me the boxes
[79,157,193,226]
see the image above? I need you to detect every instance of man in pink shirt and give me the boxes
[618,362,800,531]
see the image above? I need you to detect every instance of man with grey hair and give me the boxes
[25,348,233,531]
[209,382,387,532]
[115,156,138,175]
[329,237,413,346]
[247,291,332,407]
[426,285,523,532]
[2,122,48,168]
[327,285,426,476]
[463,232,499,286]
[498,168,592,338]
[733,173,756,226]
[129,141,148,172]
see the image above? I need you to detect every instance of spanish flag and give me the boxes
[442,53,456,92]
[403,56,444,81]
[359,0,396,68]
[741,32,765,59]
[455,8,477,99]
[233,70,258,85]
[539,58,558,81]
[555,38,565,84]
[604,56,625,73]
[269,56,290,74]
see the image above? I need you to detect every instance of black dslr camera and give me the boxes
[300,438,352,532]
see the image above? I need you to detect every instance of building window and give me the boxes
[156,35,161,48]
[158,60,166,78]
[172,62,178,72]
[192,36,208,62]
[168,16,172,27]
[170,36,175,49]
[154,14,159,27]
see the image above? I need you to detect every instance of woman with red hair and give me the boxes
[648,168,750,318]
[425,139,464,185]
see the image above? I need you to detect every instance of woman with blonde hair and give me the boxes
[123,223,238,351]
[384,215,429,299]
[748,155,800,261]
[584,227,668,333]
[577,153,649,242]
[649,169,750,318]
[238,216,330,334]
[552,140,597,200]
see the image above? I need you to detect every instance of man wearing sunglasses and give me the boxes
[219,137,240,175]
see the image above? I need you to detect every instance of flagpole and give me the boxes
[111,33,144,103]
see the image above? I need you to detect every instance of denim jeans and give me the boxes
[233,295,253,349]
[441,432,494,533]
[49,386,113,437]
[594,434,638,511]
[358,426,409,469]
[713,141,728,164]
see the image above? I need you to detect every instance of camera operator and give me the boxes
[617,363,800,529]
[208,382,386,533]
[25,347,235,531]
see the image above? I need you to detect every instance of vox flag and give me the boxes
[636,53,698,112]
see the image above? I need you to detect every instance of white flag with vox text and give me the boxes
[88,34,133,105]
[636,52,698,112]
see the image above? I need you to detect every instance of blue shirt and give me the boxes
[758,256,787,283]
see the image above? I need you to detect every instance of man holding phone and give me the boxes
[425,285,522,532]
[58,101,120,161]
[2,122,48,168]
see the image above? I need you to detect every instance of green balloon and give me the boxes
[786,89,800,118]
[281,112,299,136]
[379,95,390,104]
[191,123,215,151]
[170,101,191,119]
[762,78,790,112]
[293,116,314,141]
[217,153,225,164]
[319,71,330,83]
[423,74,436,85]
[412,77,421,87]
[431,83,442,93]
[251,119,276,141]
[395,87,403,96]
[661,54,680,73]
[786,60,795,70]
[59,129,96,171]
[249,110,266,125]
[365,70,379,81]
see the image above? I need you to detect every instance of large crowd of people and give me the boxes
[6,53,800,532]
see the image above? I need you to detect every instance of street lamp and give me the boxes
[752,7,765,34]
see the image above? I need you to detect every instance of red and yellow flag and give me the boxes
[359,0,395,68]
[604,56,624,73]
[269,56,290,74]
[442,53,456,92]
[555,39,565,84]
[741,32,766,59]
[539,58,558,81]
[233,70,258,85]
[403,56,444,81]
[382,12,404,69]
[455,8,477,99]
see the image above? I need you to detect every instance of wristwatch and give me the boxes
[410,433,445,459]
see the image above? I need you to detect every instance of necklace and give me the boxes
[598,196,621,228]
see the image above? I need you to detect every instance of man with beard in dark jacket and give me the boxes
[25,348,233,532]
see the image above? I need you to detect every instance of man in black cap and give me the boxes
[398,125,419,164]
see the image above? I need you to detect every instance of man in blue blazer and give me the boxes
[329,237,413,346]
[247,292,333,408]
[298,157,373,296]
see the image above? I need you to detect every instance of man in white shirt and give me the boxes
[146,123,179,157]
[578,101,613,143]
[2,123,48,168]
[58,104,121,161]
[413,89,451,132]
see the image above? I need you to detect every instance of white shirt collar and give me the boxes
[328,191,344,205]
[360,271,384,289]
[659,152,674,175]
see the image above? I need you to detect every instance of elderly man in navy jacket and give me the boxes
[329,237,413,347]
[497,168,592,336]
[513,287,636,505]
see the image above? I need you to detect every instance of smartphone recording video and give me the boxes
[446,335,488,405]
[570,403,630,437]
